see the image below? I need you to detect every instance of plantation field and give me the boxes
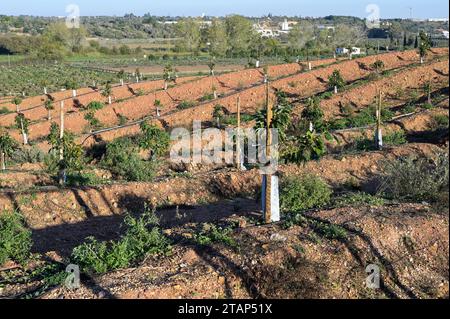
[0,48,449,300]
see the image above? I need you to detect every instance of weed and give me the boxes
[280,175,332,214]
[194,223,237,249]
[334,192,385,207]
[71,209,171,275]
[0,211,32,266]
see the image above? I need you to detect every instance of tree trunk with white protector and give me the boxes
[1,152,5,170]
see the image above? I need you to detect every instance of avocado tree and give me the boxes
[418,31,431,64]
[328,69,345,94]
[47,122,84,185]
[102,81,113,104]
[44,99,54,121]
[423,80,433,105]
[139,121,170,160]
[12,97,22,113]
[0,132,19,170]
[163,64,175,91]
[15,113,30,145]
[154,99,163,117]
[371,60,385,75]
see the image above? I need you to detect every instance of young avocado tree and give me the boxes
[418,31,431,64]
[423,79,433,105]
[102,82,113,104]
[370,60,385,75]
[0,132,19,170]
[163,64,175,91]
[15,113,30,145]
[328,69,345,94]
[154,99,163,117]
[47,122,84,186]
[65,80,78,97]
[213,104,225,128]
[302,97,324,132]
[44,99,54,121]
[138,121,170,160]
[12,97,22,113]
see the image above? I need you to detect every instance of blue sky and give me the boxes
[0,0,448,19]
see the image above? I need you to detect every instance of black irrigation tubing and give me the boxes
[81,54,448,144]
[79,58,354,143]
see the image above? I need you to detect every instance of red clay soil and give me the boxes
[80,49,449,145]
[35,203,448,299]
[0,57,367,143]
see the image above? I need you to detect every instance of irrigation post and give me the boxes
[261,81,280,224]
[59,101,66,186]
[236,95,246,171]
[375,90,383,150]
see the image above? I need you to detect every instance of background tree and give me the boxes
[225,15,258,57]
[102,81,113,104]
[175,18,201,53]
[288,21,314,57]
[206,19,228,57]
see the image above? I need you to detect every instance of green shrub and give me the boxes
[71,209,171,275]
[384,130,407,146]
[430,114,449,130]
[177,100,195,110]
[310,220,347,240]
[377,151,449,205]
[334,192,385,207]
[102,137,156,182]
[0,211,32,266]
[139,122,170,158]
[194,223,237,248]
[280,175,332,214]
[86,101,104,111]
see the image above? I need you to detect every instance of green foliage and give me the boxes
[430,114,449,130]
[328,69,345,91]
[46,123,84,173]
[84,111,102,129]
[139,122,170,158]
[282,131,327,164]
[384,130,407,146]
[334,192,385,207]
[102,137,156,182]
[310,220,347,241]
[177,100,195,110]
[0,132,19,158]
[14,113,30,134]
[194,223,237,248]
[370,60,385,73]
[71,209,171,275]
[0,211,32,266]
[302,97,324,130]
[418,31,432,58]
[86,101,104,111]
[328,105,393,130]
[280,174,332,214]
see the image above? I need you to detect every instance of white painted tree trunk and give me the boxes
[156,108,160,117]
[136,76,139,83]
[108,96,112,105]
[256,60,260,68]
[59,101,65,186]
[213,90,218,99]
[44,87,47,95]
[262,175,280,223]
[120,79,124,86]
[48,109,52,121]
[19,118,28,145]
[334,86,338,94]
[72,89,77,97]
[420,56,424,64]
[309,121,314,132]
[164,81,168,91]
[308,62,312,70]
